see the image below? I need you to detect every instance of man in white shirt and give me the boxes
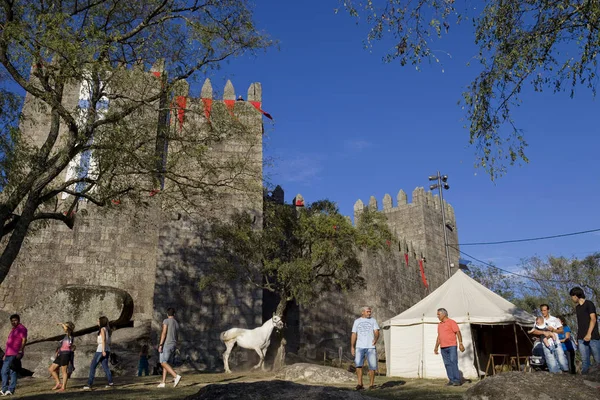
[350,306,380,390]
[529,304,569,373]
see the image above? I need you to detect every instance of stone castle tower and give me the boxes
[0,61,265,370]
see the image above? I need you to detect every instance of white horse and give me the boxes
[220,315,284,373]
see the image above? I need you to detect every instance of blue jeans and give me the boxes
[138,356,149,376]
[1,355,18,393]
[87,352,113,386]
[354,348,377,370]
[578,339,600,374]
[440,346,460,384]
[542,342,569,373]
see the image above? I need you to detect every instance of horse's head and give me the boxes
[272,315,284,330]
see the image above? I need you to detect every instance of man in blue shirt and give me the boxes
[351,306,380,390]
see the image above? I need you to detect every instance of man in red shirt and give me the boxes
[434,308,465,386]
[1,314,28,396]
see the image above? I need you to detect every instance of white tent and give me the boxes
[382,270,534,379]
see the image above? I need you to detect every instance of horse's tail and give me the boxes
[220,328,243,343]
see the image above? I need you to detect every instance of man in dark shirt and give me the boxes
[570,287,600,374]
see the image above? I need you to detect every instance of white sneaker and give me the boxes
[173,375,182,387]
[157,382,166,388]
[82,386,91,390]
[3,392,12,396]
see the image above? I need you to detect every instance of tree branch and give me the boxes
[32,212,75,229]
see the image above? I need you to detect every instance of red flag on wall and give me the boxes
[175,96,186,129]
[250,101,273,120]
[404,253,409,267]
[201,98,212,120]
[224,99,235,117]
[419,259,429,288]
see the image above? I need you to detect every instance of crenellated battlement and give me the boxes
[108,59,268,131]
[170,77,262,103]
[168,77,267,133]
[353,186,456,225]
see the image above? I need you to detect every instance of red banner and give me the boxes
[175,96,186,129]
[224,99,235,116]
[419,259,429,288]
[250,101,273,120]
[202,98,212,120]
[404,253,409,267]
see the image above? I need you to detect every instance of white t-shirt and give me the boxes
[544,315,563,331]
[352,317,380,349]
[96,327,111,352]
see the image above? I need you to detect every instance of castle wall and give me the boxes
[154,215,263,369]
[0,69,265,371]
[0,64,166,320]
[0,203,160,320]
[297,187,460,361]
[151,79,265,369]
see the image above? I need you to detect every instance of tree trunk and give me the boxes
[275,297,287,316]
[0,197,36,285]
[272,297,288,371]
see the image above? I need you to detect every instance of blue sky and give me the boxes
[208,1,600,273]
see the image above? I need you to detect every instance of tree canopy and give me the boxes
[206,198,394,317]
[341,0,600,179]
[0,0,271,284]
[466,252,600,328]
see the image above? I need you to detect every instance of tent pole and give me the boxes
[513,323,521,372]
[421,314,425,379]
[470,325,483,380]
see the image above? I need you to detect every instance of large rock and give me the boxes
[464,371,600,400]
[1,285,133,343]
[276,363,357,383]
[109,320,151,349]
[185,380,378,400]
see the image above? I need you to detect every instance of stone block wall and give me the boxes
[0,202,161,320]
[0,67,265,371]
[151,78,264,369]
[297,187,459,360]
[153,214,263,370]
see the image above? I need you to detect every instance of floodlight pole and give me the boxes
[429,171,452,280]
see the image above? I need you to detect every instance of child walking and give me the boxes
[138,344,150,376]
[49,322,75,392]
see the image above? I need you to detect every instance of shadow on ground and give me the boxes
[12,372,468,400]
[378,380,406,389]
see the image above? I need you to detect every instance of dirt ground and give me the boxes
[9,371,469,399]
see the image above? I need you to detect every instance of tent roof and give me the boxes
[383,270,535,327]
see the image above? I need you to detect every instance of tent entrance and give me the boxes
[470,324,531,376]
